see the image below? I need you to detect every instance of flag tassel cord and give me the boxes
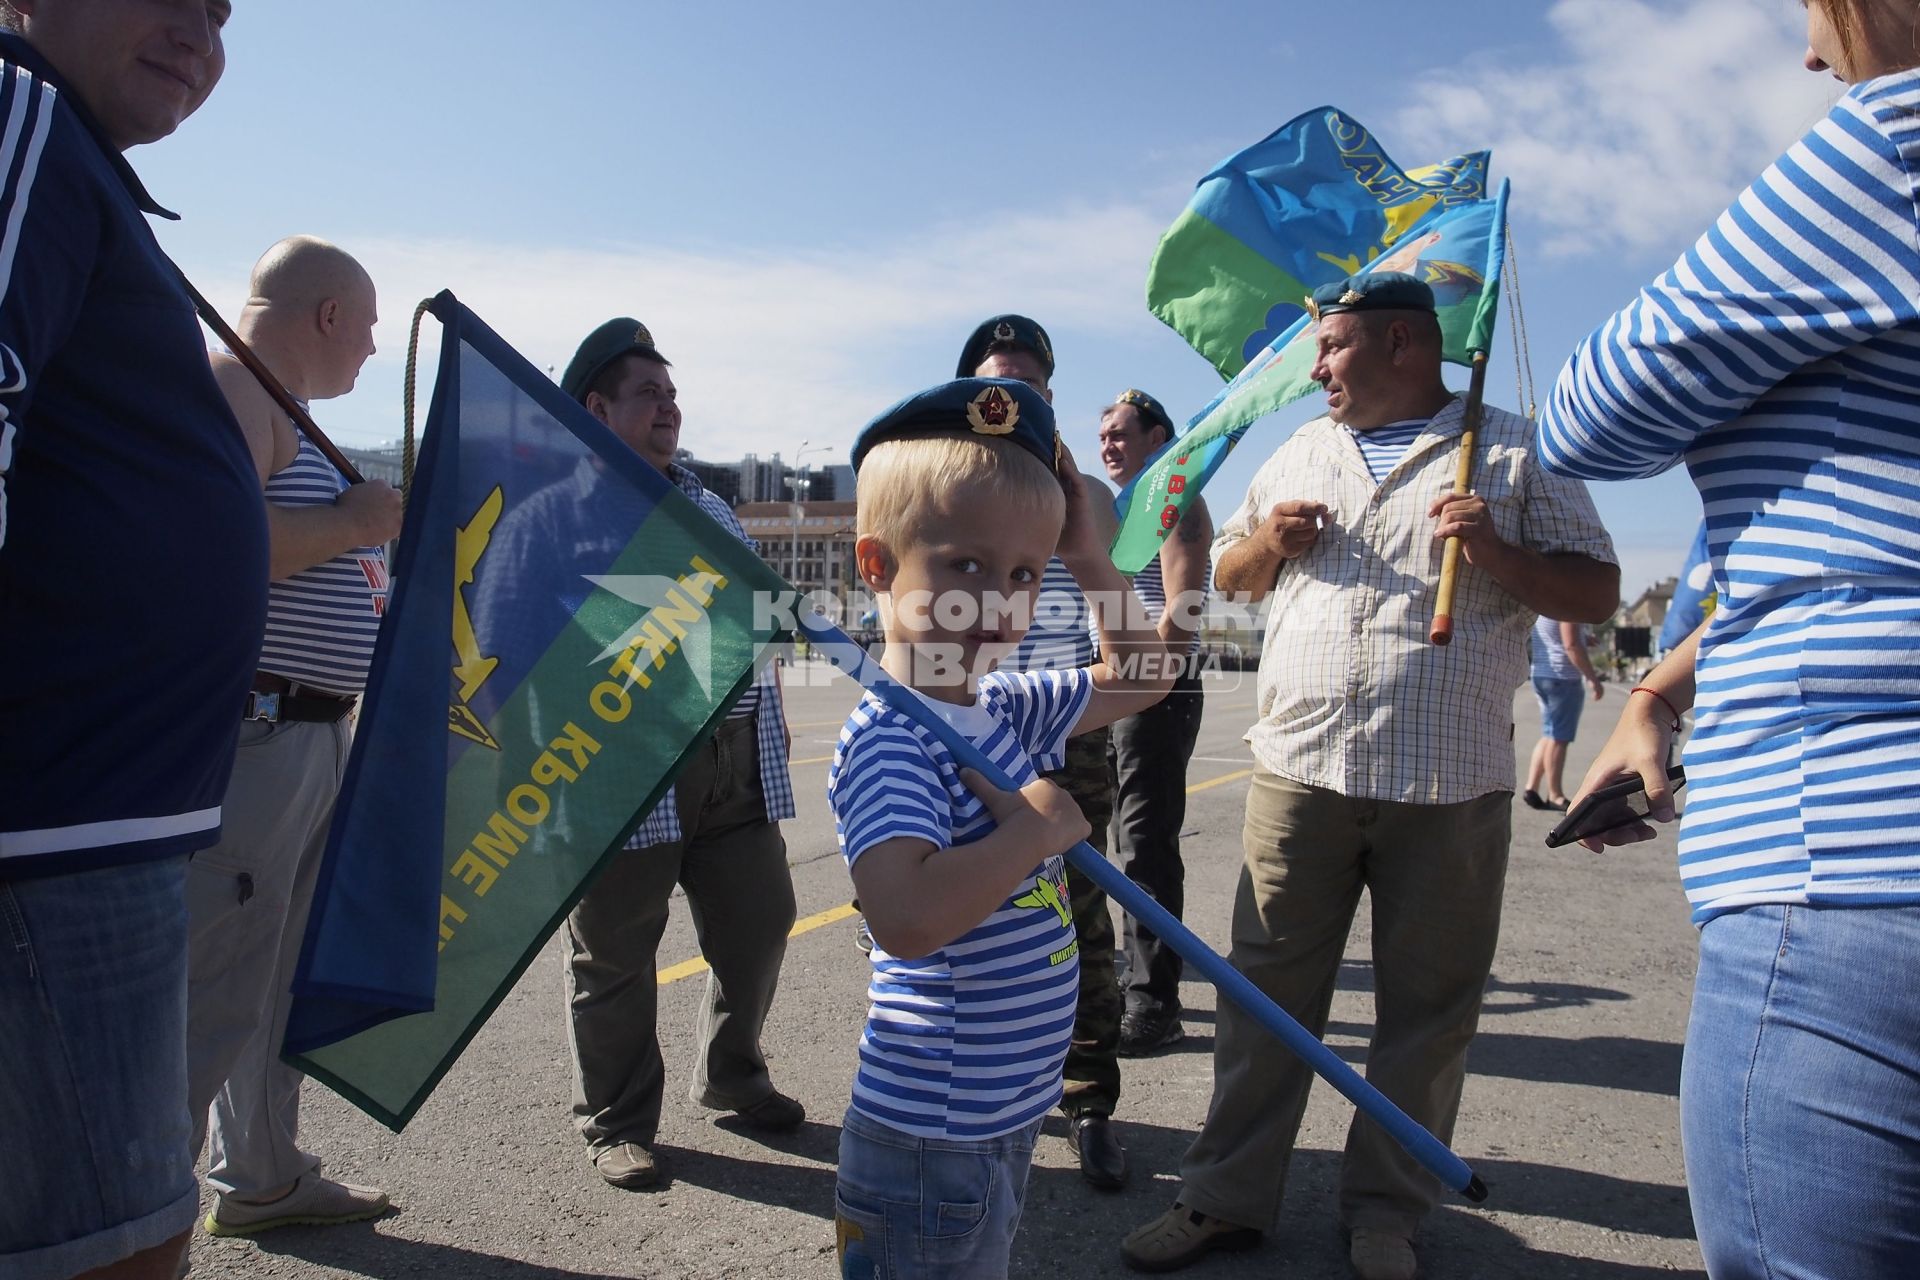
[181,271,365,485]
[1503,217,1537,418]
[402,297,433,504]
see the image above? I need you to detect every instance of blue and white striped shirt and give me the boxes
[827,667,1092,1140]
[258,434,387,696]
[1537,70,1920,924]
[1345,419,1428,483]
[1004,556,1095,671]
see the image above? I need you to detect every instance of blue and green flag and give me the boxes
[1146,106,1489,379]
[1113,180,1509,574]
[284,293,792,1130]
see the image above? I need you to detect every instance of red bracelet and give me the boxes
[1630,686,1684,730]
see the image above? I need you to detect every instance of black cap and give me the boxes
[851,378,1058,473]
[956,313,1055,379]
[560,317,671,403]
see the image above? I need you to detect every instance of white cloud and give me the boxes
[183,204,1170,460]
[1394,0,1839,258]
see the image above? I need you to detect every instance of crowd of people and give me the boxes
[4,1,1919,1279]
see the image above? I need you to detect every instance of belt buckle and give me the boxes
[245,691,282,723]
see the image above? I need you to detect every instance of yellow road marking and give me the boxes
[658,903,858,985]
[790,754,835,767]
[657,765,1255,986]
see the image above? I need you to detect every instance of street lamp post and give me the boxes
[788,442,832,590]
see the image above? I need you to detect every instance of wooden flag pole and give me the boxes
[1429,351,1489,646]
[179,273,365,485]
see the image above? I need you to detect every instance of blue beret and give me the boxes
[1111,388,1175,438]
[851,378,1058,473]
[1305,271,1435,321]
[956,314,1055,379]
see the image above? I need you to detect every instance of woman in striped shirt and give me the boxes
[1536,4,1920,1274]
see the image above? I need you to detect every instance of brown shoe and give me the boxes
[1349,1227,1417,1280]
[1120,1203,1261,1272]
[592,1141,661,1190]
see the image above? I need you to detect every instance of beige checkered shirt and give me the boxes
[1215,397,1616,805]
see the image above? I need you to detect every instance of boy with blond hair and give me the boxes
[827,378,1172,1278]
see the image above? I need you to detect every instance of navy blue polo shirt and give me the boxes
[0,35,269,876]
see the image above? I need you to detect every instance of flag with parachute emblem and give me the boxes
[1146,105,1489,380]
[1112,180,1510,574]
[282,292,793,1130]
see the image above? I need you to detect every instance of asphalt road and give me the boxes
[188,662,1703,1279]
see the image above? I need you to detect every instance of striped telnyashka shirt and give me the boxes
[1537,71,1920,925]
[258,435,388,696]
[1217,400,1616,805]
[1004,556,1095,672]
[827,668,1091,1140]
[1131,550,1209,659]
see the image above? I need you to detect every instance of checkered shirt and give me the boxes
[1215,398,1615,804]
[628,464,794,847]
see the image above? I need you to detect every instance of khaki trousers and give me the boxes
[1179,768,1509,1238]
[563,716,795,1151]
[185,716,352,1197]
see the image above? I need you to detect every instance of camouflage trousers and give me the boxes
[1047,725,1121,1118]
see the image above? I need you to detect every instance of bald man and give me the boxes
[183,236,401,1240]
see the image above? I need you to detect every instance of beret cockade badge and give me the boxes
[966,385,1019,436]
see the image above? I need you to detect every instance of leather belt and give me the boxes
[245,671,356,724]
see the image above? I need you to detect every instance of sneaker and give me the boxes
[592,1140,662,1190]
[204,1173,389,1237]
[1521,789,1553,811]
[1120,1204,1261,1272]
[1118,1006,1185,1057]
[730,1089,806,1133]
[853,914,874,955]
[1349,1227,1418,1280]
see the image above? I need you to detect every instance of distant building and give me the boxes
[1619,577,1676,634]
[736,500,858,598]
[338,441,407,488]
[673,449,740,505]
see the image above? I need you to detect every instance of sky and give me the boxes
[141,0,1840,602]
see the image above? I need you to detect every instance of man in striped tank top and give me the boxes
[1095,390,1212,1060]
[954,315,1133,1191]
[182,238,400,1241]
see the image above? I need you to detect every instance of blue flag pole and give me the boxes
[793,610,1488,1204]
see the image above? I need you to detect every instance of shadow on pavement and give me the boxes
[1020,1126,1700,1279]
[246,1229,632,1279]
[1317,1021,1684,1098]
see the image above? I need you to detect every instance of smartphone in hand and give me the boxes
[1544,765,1686,849]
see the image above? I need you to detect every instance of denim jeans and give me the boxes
[0,857,198,1280]
[1683,904,1920,1279]
[835,1108,1042,1280]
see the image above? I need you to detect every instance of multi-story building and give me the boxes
[736,500,858,601]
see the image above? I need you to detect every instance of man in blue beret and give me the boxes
[1095,388,1214,1067]
[1123,273,1620,1279]
[473,317,803,1193]
[952,314,1136,1192]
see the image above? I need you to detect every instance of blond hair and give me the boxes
[856,433,1064,552]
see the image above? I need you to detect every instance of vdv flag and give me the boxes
[284,292,792,1130]
[1112,181,1509,574]
[1147,105,1489,379]
[1660,521,1716,653]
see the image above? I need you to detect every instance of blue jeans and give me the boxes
[1683,904,1920,1279]
[0,858,198,1279]
[835,1108,1041,1280]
